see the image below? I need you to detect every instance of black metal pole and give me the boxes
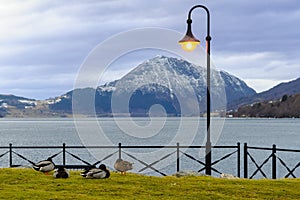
[244,143,248,178]
[187,4,212,176]
[9,143,12,167]
[63,143,66,166]
[205,34,212,175]
[272,144,277,179]
[176,142,180,172]
[237,142,241,178]
[118,143,122,159]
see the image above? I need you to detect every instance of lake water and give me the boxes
[0,118,299,178]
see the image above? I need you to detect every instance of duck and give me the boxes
[33,157,55,175]
[53,167,70,178]
[114,158,133,175]
[80,164,110,179]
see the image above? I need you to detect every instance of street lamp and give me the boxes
[179,5,212,175]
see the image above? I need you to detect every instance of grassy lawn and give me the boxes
[0,168,299,199]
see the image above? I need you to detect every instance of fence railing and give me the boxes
[244,143,300,179]
[1,143,299,179]
[0,143,240,177]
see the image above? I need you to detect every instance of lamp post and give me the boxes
[179,5,212,175]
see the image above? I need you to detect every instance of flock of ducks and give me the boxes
[32,157,133,179]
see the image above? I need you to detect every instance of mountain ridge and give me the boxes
[44,56,256,116]
[227,77,300,110]
[234,93,300,118]
[1,56,299,117]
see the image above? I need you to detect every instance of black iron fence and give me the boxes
[0,142,299,179]
[244,143,300,179]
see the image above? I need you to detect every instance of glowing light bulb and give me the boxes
[179,41,199,52]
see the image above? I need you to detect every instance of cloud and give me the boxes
[243,79,291,93]
[0,0,299,99]
[213,51,300,92]
[207,0,300,52]
[0,63,76,99]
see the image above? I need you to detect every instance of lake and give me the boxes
[0,117,299,178]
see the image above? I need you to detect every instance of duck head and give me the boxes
[99,164,107,170]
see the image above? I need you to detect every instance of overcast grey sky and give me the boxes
[0,0,299,99]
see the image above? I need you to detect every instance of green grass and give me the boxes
[0,168,299,200]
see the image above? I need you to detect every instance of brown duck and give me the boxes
[114,158,133,175]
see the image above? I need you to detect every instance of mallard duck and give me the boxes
[33,157,55,175]
[53,167,70,178]
[114,158,133,175]
[80,164,110,179]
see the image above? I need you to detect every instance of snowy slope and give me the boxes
[50,56,256,116]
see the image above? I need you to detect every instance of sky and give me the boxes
[0,0,299,100]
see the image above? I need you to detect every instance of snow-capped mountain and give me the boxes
[50,56,256,116]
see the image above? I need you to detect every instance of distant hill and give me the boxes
[0,95,35,117]
[0,94,69,118]
[257,77,300,99]
[228,78,300,117]
[0,95,30,111]
[228,77,300,110]
[234,93,300,118]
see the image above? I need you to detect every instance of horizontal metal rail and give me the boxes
[1,143,298,179]
[244,143,300,179]
[0,143,241,177]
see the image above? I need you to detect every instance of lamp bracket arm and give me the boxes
[187,5,210,38]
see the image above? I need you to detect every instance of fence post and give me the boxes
[237,142,240,178]
[244,143,248,178]
[63,143,66,166]
[9,143,12,167]
[272,144,276,179]
[176,143,180,172]
[118,143,122,159]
